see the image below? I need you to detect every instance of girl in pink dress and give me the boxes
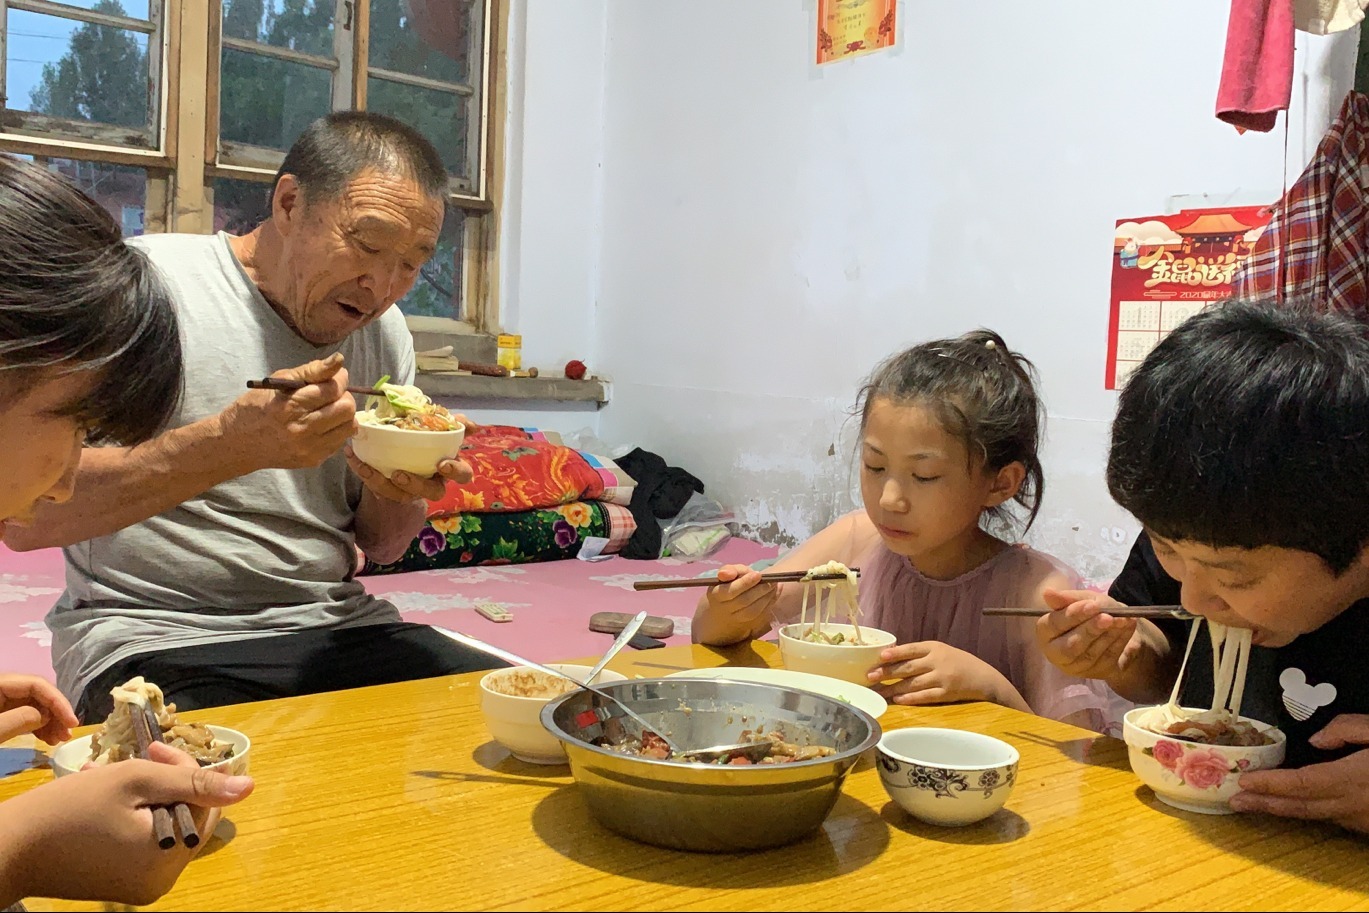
[693,329,1123,732]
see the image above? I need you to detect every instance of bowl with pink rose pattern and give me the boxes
[1122,706,1286,815]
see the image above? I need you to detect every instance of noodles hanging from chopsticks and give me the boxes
[1140,618,1270,745]
[797,561,863,645]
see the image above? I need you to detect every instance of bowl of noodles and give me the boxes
[1123,619,1284,814]
[775,560,896,686]
[50,677,250,778]
[778,623,896,686]
[540,677,881,852]
[351,378,465,478]
[1123,706,1284,814]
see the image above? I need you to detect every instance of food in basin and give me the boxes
[540,677,880,852]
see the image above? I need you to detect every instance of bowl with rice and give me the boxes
[479,664,628,764]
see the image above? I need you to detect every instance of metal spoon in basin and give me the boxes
[584,610,648,683]
[432,623,684,754]
[582,642,778,763]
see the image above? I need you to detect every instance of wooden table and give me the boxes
[2,642,1366,912]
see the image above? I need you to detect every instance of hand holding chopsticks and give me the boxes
[129,704,201,850]
[633,569,860,591]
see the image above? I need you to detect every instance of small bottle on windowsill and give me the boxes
[496,334,522,372]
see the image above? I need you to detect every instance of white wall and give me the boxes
[576,1,1357,581]
[474,0,609,431]
[495,2,1357,580]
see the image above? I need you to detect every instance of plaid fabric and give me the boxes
[598,503,636,555]
[1230,90,1369,320]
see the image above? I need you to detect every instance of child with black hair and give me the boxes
[0,153,254,908]
[1036,299,1369,834]
[695,329,1121,731]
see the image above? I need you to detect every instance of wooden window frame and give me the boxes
[201,0,502,337]
[0,0,504,338]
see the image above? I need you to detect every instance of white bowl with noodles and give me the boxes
[352,412,464,479]
[777,623,897,686]
[1122,706,1285,815]
[480,664,628,765]
[49,725,251,779]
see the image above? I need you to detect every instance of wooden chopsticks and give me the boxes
[129,704,201,850]
[247,377,385,397]
[633,569,859,591]
[983,605,1196,620]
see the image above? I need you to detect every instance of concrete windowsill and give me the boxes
[417,370,609,405]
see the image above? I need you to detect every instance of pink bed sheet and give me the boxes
[0,539,780,683]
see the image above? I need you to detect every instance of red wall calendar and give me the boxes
[816,0,896,64]
[1106,206,1272,390]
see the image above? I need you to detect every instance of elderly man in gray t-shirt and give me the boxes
[8,112,502,721]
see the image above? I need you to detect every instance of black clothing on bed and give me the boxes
[616,447,705,559]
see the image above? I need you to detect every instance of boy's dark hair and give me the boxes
[1108,298,1369,574]
[856,328,1046,533]
[0,154,182,445]
[274,110,448,205]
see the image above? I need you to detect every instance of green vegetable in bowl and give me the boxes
[360,376,460,432]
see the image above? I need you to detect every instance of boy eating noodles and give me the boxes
[1035,299,1369,835]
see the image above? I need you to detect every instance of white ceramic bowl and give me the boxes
[50,725,251,778]
[665,666,889,719]
[876,727,1019,826]
[480,664,628,765]
[351,414,465,479]
[777,623,897,686]
[1122,706,1286,815]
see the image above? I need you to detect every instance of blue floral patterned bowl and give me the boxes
[876,727,1019,827]
[1122,706,1285,815]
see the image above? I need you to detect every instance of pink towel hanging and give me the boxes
[1216,0,1296,133]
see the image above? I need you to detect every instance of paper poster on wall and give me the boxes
[1106,206,1272,390]
[817,0,896,64]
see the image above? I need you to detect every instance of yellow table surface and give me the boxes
[2,641,1365,912]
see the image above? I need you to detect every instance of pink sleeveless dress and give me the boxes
[781,541,1126,729]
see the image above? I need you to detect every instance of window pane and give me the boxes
[27,157,149,234]
[398,208,465,320]
[366,76,466,178]
[368,0,473,85]
[219,48,331,151]
[46,1,151,19]
[8,9,150,132]
[222,0,333,56]
[212,177,273,234]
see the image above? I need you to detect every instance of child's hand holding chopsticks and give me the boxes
[0,742,253,906]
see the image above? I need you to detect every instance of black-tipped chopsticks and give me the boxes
[633,569,859,591]
[246,377,383,397]
[983,605,1195,620]
[129,704,201,850]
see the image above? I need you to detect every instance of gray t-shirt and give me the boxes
[47,232,414,702]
